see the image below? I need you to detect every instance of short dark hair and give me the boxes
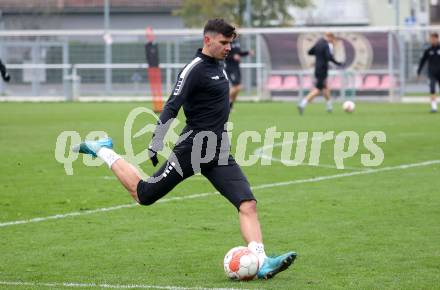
[431,32,439,38]
[203,18,236,39]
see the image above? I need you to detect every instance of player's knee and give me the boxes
[136,181,159,206]
[137,191,157,206]
[138,197,155,206]
[239,199,257,214]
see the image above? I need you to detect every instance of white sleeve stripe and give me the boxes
[173,57,202,96]
[223,69,229,80]
[180,57,202,79]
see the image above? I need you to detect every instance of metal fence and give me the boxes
[0,26,438,102]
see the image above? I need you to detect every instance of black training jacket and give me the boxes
[308,38,342,75]
[417,44,440,76]
[150,48,230,152]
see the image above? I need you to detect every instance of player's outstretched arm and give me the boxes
[326,45,343,66]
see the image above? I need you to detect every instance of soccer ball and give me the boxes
[342,100,355,113]
[223,246,259,281]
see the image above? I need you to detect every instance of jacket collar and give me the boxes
[196,48,219,64]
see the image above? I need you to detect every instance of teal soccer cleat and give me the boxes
[72,137,113,157]
[257,252,297,280]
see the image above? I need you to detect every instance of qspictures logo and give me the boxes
[54,107,386,177]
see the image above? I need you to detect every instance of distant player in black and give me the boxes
[0,59,11,82]
[417,32,440,113]
[73,19,296,280]
[145,26,163,113]
[298,32,343,115]
[225,38,253,109]
[145,31,159,68]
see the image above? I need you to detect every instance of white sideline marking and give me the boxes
[1,160,439,228]
[0,203,137,227]
[402,96,432,103]
[0,281,247,290]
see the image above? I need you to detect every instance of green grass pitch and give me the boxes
[0,102,439,290]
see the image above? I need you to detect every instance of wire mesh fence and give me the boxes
[0,26,437,101]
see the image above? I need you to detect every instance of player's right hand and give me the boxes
[148,147,159,167]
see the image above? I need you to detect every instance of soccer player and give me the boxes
[0,59,11,82]
[225,38,253,110]
[145,26,163,113]
[298,32,344,115]
[73,19,296,280]
[417,32,440,113]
